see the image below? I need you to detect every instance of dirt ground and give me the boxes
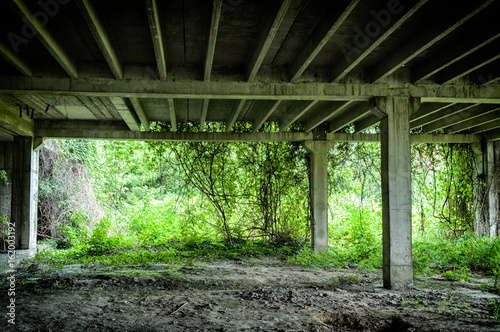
[1,257,500,332]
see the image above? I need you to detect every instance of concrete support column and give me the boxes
[486,141,500,238]
[305,140,329,253]
[380,96,413,290]
[472,140,488,237]
[11,137,38,251]
[0,142,13,222]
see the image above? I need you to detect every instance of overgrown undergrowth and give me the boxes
[33,229,500,294]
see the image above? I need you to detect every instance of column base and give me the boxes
[0,248,37,274]
[383,265,413,290]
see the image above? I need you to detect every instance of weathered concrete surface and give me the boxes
[305,140,329,253]
[11,137,38,250]
[473,140,488,237]
[487,140,500,238]
[380,96,413,290]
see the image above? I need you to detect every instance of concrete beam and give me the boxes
[0,40,32,77]
[370,0,494,83]
[36,128,314,142]
[110,97,141,131]
[167,98,177,132]
[226,100,247,132]
[278,100,318,132]
[77,0,123,80]
[471,113,500,134]
[331,0,427,82]
[145,0,167,80]
[355,114,379,132]
[438,41,500,84]
[329,101,371,132]
[411,103,476,130]
[413,26,500,83]
[446,106,500,133]
[487,128,500,142]
[380,96,413,290]
[253,100,281,132]
[247,0,292,82]
[0,99,34,136]
[129,97,150,131]
[11,0,78,78]
[204,0,223,81]
[410,102,454,122]
[36,119,130,132]
[199,99,209,132]
[1,77,500,103]
[423,104,493,133]
[33,120,479,143]
[289,0,360,82]
[305,101,355,132]
[304,140,329,253]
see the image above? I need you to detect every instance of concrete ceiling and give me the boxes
[0,0,500,141]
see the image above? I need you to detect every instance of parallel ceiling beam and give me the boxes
[438,41,500,84]
[253,100,281,132]
[278,100,318,132]
[11,0,78,78]
[2,78,500,102]
[77,0,123,80]
[145,0,167,80]
[410,102,455,122]
[289,0,360,82]
[413,26,500,83]
[204,0,223,81]
[109,97,141,131]
[129,97,150,131]
[226,100,247,132]
[354,114,379,132]
[331,0,427,83]
[0,41,32,77]
[329,101,371,132]
[422,104,490,133]
[305,101,355,132]
[487,129,500,142]
[247,0,292,82]
[370,0,494,83]
[410,103,476,130]
[472,117,500,134]
[447,107,500,134]
[167,98,177,132]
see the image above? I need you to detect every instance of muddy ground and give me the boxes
[1,257,499,332]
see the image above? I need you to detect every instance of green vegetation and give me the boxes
[30,127,499,293]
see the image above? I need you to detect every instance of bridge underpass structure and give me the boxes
[1,0,500,289]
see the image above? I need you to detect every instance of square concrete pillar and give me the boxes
[11,137,38,251]
[305,140,329,253]
[472,140,488,237]
[486,141,500,238]
[0,142,13,222]
[380,96,413,290]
